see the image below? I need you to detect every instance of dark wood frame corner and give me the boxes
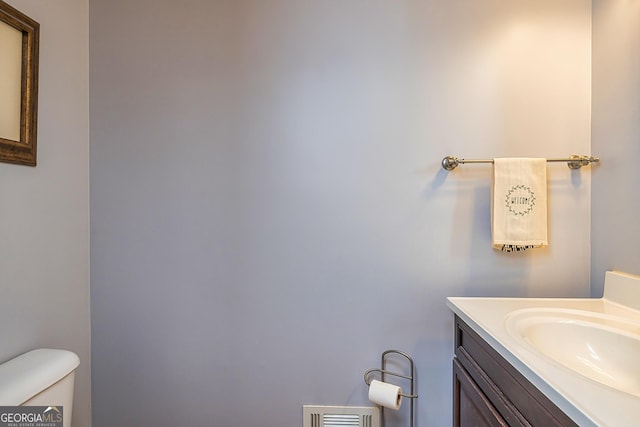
[0,0,39,166]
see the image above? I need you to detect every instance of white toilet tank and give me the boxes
[0,349,80,427]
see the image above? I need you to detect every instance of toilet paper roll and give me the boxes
[368,379,402,410]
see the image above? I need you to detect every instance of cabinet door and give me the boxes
[454,358,508,427]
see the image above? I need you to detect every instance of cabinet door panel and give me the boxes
[454,358,509,427]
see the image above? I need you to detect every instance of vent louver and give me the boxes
[303,406,380,427]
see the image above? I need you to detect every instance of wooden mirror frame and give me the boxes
[0,1,39,166]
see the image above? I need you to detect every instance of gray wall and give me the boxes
[0,1,91,426]
[591,1,640,296]
[90,1,591,426]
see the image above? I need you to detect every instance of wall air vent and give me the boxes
[302,406,380,427]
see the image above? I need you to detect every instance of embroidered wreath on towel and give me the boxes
[504,185,536,216]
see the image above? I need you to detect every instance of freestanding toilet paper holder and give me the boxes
[364,349,417,427]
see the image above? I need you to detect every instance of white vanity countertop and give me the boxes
[447,271,640,427]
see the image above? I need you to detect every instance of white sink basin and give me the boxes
[505,308,640,397]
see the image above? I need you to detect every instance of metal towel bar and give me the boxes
[441,155,599,171]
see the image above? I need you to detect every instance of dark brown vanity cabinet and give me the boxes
[452,316,577,427]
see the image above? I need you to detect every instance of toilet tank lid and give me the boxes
[0,349,80,405]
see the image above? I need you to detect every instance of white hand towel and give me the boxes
[491,158,548,252]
